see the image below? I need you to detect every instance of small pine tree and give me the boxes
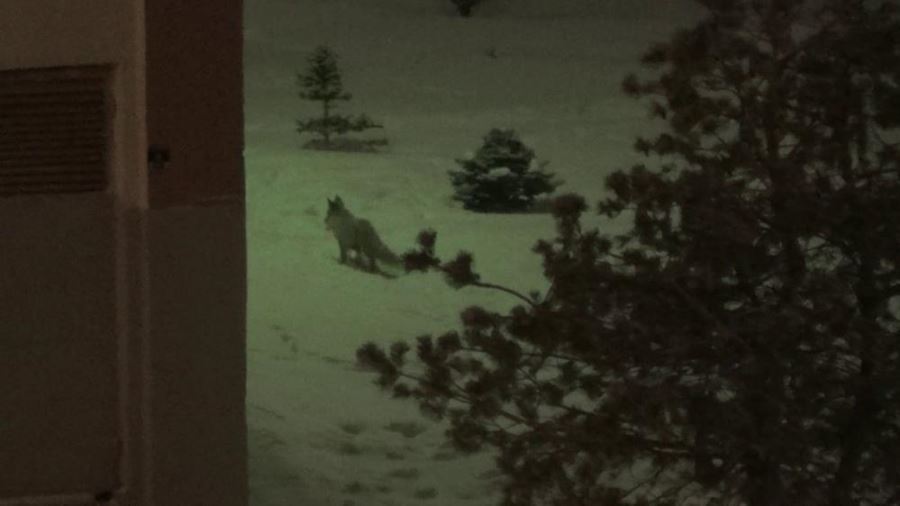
[296,45,383,150]
[449,129,561,212]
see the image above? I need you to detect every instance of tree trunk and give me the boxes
[323,99,331,145]
[829,255,880,506]
[745,456,786,506]
[827,76,882,506]
[742,370,786,506]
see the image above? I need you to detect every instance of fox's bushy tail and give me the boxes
[367,231,403,276]
[374,237,402,267]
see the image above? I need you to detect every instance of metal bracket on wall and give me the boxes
[148,145,170,171]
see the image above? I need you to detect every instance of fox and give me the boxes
[325,195,402,273]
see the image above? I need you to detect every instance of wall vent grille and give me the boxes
[0,66,111,196]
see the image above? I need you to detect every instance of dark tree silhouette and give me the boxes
[357,1,900,505]
[451,0,483,18]
[296,45,383,150]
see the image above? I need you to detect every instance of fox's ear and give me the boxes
[334,195,343,205]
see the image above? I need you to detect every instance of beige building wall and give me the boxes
[0,1,246,504]
[144,1,246,505]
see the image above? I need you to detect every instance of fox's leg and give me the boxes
[339,244,347,263]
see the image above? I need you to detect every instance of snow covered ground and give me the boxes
[243,1,701,504]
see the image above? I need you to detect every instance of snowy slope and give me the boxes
[244,1,701,504]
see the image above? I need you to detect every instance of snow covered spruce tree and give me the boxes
[449,129,561,212]
[296,45,384,151]
[357,1,900,505]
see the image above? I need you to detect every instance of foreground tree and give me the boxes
[357,1,900,505]
[296,45,383,151]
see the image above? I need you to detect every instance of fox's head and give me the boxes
[325,195,346,230]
